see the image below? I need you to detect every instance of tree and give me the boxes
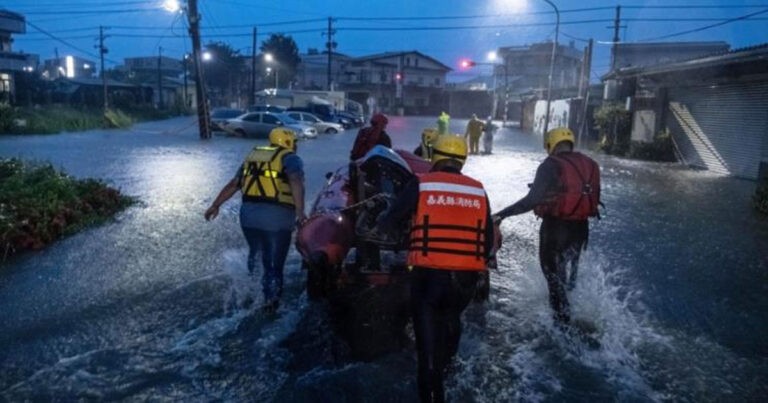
[202,41,245,107]
[260,34,301,89]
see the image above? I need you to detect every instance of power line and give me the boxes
[25,21,119,64]
[20,8,159,15]
[337,19,612,31]
[639,7,768,41]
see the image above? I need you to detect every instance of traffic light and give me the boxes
[460,59,476,69]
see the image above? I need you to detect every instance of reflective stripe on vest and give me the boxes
[534,152,600,220]
[407,172,488,271]
[241,146,295,207]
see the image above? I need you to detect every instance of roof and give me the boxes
[604,42,768,80]
[349,51,453,71]
[62,77,149,88]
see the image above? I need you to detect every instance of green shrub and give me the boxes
[0,158,135,260]
[594,102,631,156]
[629,130,677,162]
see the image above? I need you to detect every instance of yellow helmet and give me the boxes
[431,134,467,166]
[544,127,575,154]
[421,128,439,146]
[269,128,296,150]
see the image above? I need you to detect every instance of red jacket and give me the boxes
[534,152,600,220]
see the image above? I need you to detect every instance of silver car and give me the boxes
[222,112,317,139]
[285,111,345,134]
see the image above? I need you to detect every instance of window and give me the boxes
[415,98,425,107]
[405,57,410,66]
[287,113,301,121]
[418,76,424,85]
[434,78,440,86]
[415,59,419,67]
[243,113,260,122]
[379,71,387,82]
[262,114,279,124]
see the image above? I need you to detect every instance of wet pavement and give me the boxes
[1,116,766,401]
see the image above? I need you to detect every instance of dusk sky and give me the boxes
[5,0,768,82]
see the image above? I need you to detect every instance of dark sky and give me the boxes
[5,0,767,82]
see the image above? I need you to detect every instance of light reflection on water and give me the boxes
[0,117,766,400]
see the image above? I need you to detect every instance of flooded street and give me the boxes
[1,116,766,401]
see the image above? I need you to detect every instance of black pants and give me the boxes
[411,267,479,403]
[539,217,588,324]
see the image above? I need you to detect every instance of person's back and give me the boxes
[350,113,390,160]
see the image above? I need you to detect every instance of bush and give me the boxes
[0,158,135,260]
[629,130,677,162]
[104,108,133,128]
[754,177,768,216]
[594,102,631,156]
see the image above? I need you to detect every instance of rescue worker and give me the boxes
[414,128,439,161]
[205,128,306,314]
[493,127,600,325]
[350,113,391,160]
[482,116,496,155]
[464,114,484,155]
[436,111,450,135]
[377,135,494,403]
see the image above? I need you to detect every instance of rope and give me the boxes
[338,193,390,213]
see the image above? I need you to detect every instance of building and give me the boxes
[295,49,350,90]
[42,56,96,80]
[611,41,730,71]
[1,10,38,102]
[122,56,183,79]
[338,51,451,115]
[496,41,583,94]
[604,43,768,180]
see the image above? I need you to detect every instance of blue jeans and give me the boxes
[241,226,293,303]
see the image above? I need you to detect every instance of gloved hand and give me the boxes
[491,214,502,225]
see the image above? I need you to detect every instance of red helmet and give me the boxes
[370,113,388,127]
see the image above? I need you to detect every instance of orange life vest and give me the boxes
[534,152,600,220]
[407,172,489,271]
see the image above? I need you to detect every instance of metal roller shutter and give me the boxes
[665,82,768,179]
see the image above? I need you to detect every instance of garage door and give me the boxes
[665,82,768,179]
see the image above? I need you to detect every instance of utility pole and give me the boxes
[187,0,211,139]
[578,38,594,146]
[157,46,163,109]
[250,26,257,106]
[98,26,108,112]
[183,54,189,107]
[326,17,335,90]
[611,6,621,71]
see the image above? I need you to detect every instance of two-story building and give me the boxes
[338,51,451,115]
[41,56,96,80]
[496,41,583,95]
[1,10,38,103]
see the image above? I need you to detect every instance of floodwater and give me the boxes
[1,116,766,401]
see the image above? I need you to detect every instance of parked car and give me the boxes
[247,104,287,114]
[221,112,317,139]
[337,111,365,128]
[286,106,352,129]
[285,111,345,134]
[210,108,245,131]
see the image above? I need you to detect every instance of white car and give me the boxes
[222,112,317,139]
[285,111,345,134]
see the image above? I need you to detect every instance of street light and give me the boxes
[541,0,560,136]
[264,52,279,89]
[460,56,509,126]
[487,51,510,126]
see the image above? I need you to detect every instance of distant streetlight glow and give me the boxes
[264,53,274,63]
[202,51,212,61]
[494,0,527,14]
[487,51,498,62]
[162,0,180,13]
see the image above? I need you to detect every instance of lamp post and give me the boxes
[265,53,279,89]
[460,57,509,125]
[541,0,560,136]
[486,51,510,126]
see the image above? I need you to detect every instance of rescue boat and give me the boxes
[295,146,430,358]
[295,145,497,359]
